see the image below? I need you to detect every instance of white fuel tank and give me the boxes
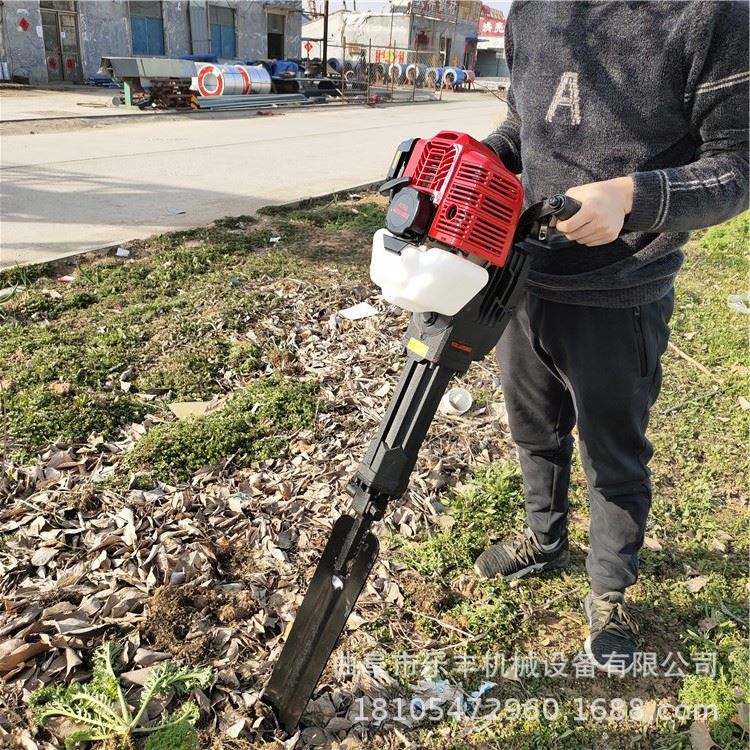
[370,229,490,316]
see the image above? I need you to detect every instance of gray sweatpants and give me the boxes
[496,289,674,594]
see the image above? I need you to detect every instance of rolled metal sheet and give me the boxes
[193,63,272,96]
[406,63,426,84]
[344,57,363,82]
[240,64,272,94]
[389,63,405,83]
[442,67,466,86]
[371,62,387,81]
[425,67,442,86]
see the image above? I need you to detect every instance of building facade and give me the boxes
[0,0,302,85]
[302,0,481,69]
[474,4,506,78]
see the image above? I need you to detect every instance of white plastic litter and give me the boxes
[116,247,130,258]
[438,387,473,416]
[727,292,750,315]
[466,681,496,712]
[338,302,378,321]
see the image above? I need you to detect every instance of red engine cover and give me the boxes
[403,131,523,267]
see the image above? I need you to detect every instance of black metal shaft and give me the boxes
[264,358,456,731]
[336,358,456,570]
[355,358,456,500]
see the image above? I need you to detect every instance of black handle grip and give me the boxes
[547,194,582,221]
[379,176,411,195]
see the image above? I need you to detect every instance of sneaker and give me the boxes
[583,591,638,674]
[473,527,570,580]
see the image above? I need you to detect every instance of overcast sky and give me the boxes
[325,1,512,15]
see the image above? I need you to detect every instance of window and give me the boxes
[129,1,164,56]
[440,35,452,66]
[267,12,285,59]
[209,5,236,59]
[40,1,76,10]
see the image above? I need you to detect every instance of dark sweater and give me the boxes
[483,1,749,307]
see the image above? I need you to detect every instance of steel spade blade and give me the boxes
[264,514,379,732]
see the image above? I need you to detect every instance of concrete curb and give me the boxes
[1,96,449,128]
[256,180,383,213]
[1,181,385,274]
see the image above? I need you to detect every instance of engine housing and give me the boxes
[387,131,524,267]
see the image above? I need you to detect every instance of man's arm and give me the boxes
[624,4,749,234]
[558,3,748,246]
[481,17,522,173]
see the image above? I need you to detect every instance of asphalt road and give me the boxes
[0,97,505,269]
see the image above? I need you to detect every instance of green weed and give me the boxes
[29,641,210,749]
[397,463,524,576]
[7,385,144,449]
[127,378,319,481]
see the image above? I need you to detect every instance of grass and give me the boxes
[1,200,747,749]
[0,195,376,469]
[127,378,319,481]
[396,463,525,576]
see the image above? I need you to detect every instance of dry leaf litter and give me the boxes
[0,265,514,750]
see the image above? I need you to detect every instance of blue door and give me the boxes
[209,6,236,59]
[209,24,236,58]
[130,1,164,56]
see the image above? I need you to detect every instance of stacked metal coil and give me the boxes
[389,63,405,83]
[370,62,388,81]
[442,67,466,87]
[425,67,442,87]
[193,63,272,96]
[406,63,426,84]
[344,57,367,82]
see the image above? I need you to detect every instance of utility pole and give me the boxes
[451,0,459,67]
[322,0,329,73]
[388,1,395,49]
[407,1,414,51]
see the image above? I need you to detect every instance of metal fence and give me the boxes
[306,40,476,104]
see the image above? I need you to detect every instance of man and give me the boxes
[473,1,748,671]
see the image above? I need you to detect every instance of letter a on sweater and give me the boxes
[546,72,581,125]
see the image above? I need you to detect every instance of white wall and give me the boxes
[3,0,47,83]
[303,10,476,65]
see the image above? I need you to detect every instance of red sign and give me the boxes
[18,16,30,32]
[48,56,58,69]
[374,49,406,64]
[65,57,76,70]
[304,41,313,52]
[479,15,505,36]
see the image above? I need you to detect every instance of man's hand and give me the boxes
[555,177,634,246]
